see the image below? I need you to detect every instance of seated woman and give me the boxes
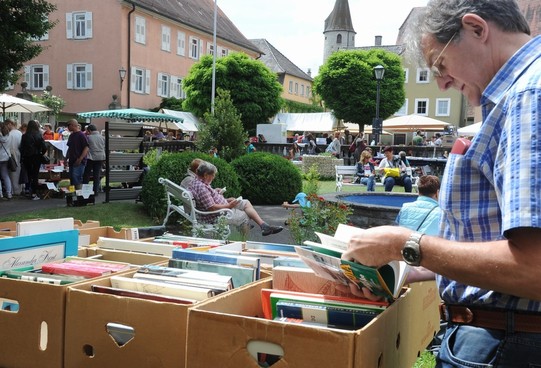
[377,146,412,192]
[356,150,376,191]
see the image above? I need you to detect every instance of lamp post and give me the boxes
[373,64,385,146]
[119,67,127,92]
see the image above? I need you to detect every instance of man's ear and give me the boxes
[462,13,489,42]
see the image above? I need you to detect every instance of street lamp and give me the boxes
[119,67,127,91]
[373,64,385,146]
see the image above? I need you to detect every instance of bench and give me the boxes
[335,165,419,192]
[159,177,233,238]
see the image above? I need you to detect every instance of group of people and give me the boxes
[412,130,444,146]
[0,118,105,200]
[355,146,413,192]
[180,158,283,237]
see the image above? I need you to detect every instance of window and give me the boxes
[66,64,92,90]
[161,26,171,52]
[24,65,49,90]
[300,84,305,97]
[435,98,451,116]
[157,73,170,97]
[336,34,342,44]
[189,37,200,60]
[393,133,407,145]
[294,83,298,95]
[395,99,408,116]
[288,81,293,93]
[131,67,150,94]
[416,68,430,83]
[403,68,409,83]
[66,12,92,39]
[220,47,228,57]
[177,31,185,56]
[415,98,429,115]
[171,76,186,99]
[207,42,214,55]
[135,16,146,44]
[306,86,311,98]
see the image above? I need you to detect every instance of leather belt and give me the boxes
[439,304,541,333]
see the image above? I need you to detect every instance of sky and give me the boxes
[219,0,429,77]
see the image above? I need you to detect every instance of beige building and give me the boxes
[12,0,261,119]
[250,39,313,106]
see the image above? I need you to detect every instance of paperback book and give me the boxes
[168,258,257,288]
[295,225,410,301]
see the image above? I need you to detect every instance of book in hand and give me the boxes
[110,275,217,301]
[295,228,410,300]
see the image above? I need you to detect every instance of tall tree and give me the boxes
[196,88,247,162]
[182,53,283,133]
[0,0,57,91]
[313,49,405,131]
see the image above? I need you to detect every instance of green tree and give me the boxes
[313,49,405,131]
[182,53,283,133]
[196,88,247,162]
[0,0,57,90]
[150,97,184,112]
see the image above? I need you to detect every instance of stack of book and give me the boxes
[168,248,262,288]
[103,264,235,302]
[0,257,131,285]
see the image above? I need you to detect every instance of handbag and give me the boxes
[349,141,356,153]
[383,167,401,178]
[1,142,17,172]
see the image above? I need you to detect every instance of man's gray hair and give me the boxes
[196,161,217,177]
[404,0,530,67]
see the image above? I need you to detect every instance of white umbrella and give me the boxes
[0,93,51,115]
[457,122,482,136]
[382,114,450,132]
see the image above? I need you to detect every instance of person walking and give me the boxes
[65,119,89,189]
[5,119,22,196]
[20,120,47,200]
[342,1,541,366]
[83,124,105,196]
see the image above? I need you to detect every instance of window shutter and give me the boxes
[170,75,178,97]
[85,12,93,39]
[66,64,73,89]
[43,65,50,87]
[131,67,136,92]
[24,66,31,85]
[66,13,73,39]
[144,69,150,94]
[157,73,163,96]
[86,64,93,89]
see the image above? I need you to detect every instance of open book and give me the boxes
[295,224,410,301]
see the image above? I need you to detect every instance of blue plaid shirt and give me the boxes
[437,36,541,312]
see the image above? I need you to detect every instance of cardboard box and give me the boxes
[0,219,100,237]
[186,279,440,368]
[64,268,259,368]
[80,247,169,266]
[78,226,138,245]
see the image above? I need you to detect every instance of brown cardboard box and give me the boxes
[0,219,100,237]
[78,226,136,245]
[80,247,169,266]
[186,279,440,368]
[64,269,265,368]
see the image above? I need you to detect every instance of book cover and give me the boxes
[41,262,114,278]
[91,284,196,304]
[272,266,359,298]
[110,275,216,301]
[137,264,233,287]
[294,246,409,301]
[168,259,256,288]
[171,249,260,279]
[260,288,388,320]
[274,300,379,330]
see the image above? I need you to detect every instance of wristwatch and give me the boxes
[401,232,423,266]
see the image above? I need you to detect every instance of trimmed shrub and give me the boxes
[141,151,241,221]
[230,152,302,205]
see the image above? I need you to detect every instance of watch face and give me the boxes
[403,246,420,263]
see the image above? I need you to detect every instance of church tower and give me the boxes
[323,0,356,62]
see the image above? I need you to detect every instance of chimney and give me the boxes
[375,35,382,46]
[307,68,312,77]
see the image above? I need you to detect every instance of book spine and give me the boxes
[172,249,260,279]
[167,259,256,288]
[110,276,215,301]
[275,301,378,330]
[91,285,196,304]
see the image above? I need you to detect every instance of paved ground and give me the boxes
[0,195,295,244]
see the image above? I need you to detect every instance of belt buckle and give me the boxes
[439,303,450,321]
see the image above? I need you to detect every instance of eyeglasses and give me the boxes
[430,31,457,78]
